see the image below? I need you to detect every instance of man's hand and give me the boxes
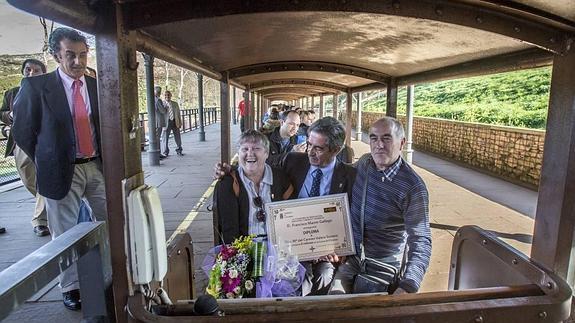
[393,287,408,295]
[317,253,344,264]
[213,162,231,180]
[291,142,307,153]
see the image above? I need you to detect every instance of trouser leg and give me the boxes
[45,166,86,292]
[173,125,182,151]
[13,145,47,227]
[328,255,361,295]
[163,124,173,155]
[301,261,336,296]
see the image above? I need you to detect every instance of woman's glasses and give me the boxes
[253,196,266,222]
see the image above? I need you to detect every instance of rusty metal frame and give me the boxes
[126,225,571,322]
[227,61,389,84]
[121,0,574,54]
[250,79,346,93]
[398,48,553,86]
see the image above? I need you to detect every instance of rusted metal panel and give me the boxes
[95,3,142,322]
[220,74,231,164]
[345,89,353,147]
[228,61,388,84]
[122,1,573,54]
[398,48,553,86]
[135,32,220,80]
[531,49,575,284]
[250,79,346,93]
[163,234,195,301]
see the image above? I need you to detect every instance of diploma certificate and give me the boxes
[265,193,355,261]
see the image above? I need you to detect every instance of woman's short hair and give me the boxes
[238,130,270,152]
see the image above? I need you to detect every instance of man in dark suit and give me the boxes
[0,58,49,236]
[12,27,107,311]
[280,117,356,296]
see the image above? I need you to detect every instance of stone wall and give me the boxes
[349,112,544,188]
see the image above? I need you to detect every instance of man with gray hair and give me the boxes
[281,116,356,296]
[154,86,168,159]
[329,117,431,295]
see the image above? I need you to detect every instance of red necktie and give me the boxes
[73,80,95,157]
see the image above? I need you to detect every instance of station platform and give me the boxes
[0,121,536,322]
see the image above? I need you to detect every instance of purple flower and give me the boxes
[221,270,242,293]
[220,245,237,261]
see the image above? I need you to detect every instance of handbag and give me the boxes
[352,168,404,294]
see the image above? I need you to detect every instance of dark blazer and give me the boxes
[213,167,294,245]
[12,70,100,200]
[282,152,356,202]
[265,127,297,168]
[0,86,19,157]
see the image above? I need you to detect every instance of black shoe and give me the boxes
[177,150,184,156]
[159,154,167,160]
[34,225,50,237]
[62,289,81,311]
[0,227,5,234]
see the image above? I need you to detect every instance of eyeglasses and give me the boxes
[253,196,266,222]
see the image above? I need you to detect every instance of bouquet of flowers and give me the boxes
[204,235,256,299]
[203,236,306,298]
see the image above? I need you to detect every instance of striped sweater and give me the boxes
[351,154,431,293]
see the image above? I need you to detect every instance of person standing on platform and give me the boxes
[162,90,184,156]
[154,86,168,159]
[238,99,247,133]
[1,58,49,236]
[12,27,107,311]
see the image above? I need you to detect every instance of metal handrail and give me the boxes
[0,222,113,321]
[138,107,220,140]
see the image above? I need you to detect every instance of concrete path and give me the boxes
[0,122,536,321]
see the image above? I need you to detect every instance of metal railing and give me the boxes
[138,107,219,142]
[0,125,18,186]
[0,108,219,185]
[0,222,113,321]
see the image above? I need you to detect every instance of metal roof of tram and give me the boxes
[8,0,575,100]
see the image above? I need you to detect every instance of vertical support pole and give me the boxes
[333,94,338,119]
[95,3,141,321]
[232,86,237,125]
[386,78,398,117]
[244,88,250,131]
[532,50,575,287]
[300,98,303,108]
[311,96,315,111]
[142,54,159,166]
[345,89,353,147]
[220,73,231,164]
[404,85,415,164]
[306,97,309,109]
[250,91,255,130]
[260,95,265,124]
[356,92,363,141]
[319,95,324,118]
[197,73,206,141]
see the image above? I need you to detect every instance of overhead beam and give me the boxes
[135,31,221,80]
[228,61,389,84]
[7,0,98,34]
[397,48,553,86]
[121,0,574,54]
[351,81,388,93]
[250,79,346,93]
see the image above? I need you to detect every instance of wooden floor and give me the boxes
[0,121,536,321]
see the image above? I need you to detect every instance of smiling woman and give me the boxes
[212,130,295,245]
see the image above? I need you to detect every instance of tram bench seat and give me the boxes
[128,225,572,322]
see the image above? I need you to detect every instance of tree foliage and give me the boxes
[363,67,552,129]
